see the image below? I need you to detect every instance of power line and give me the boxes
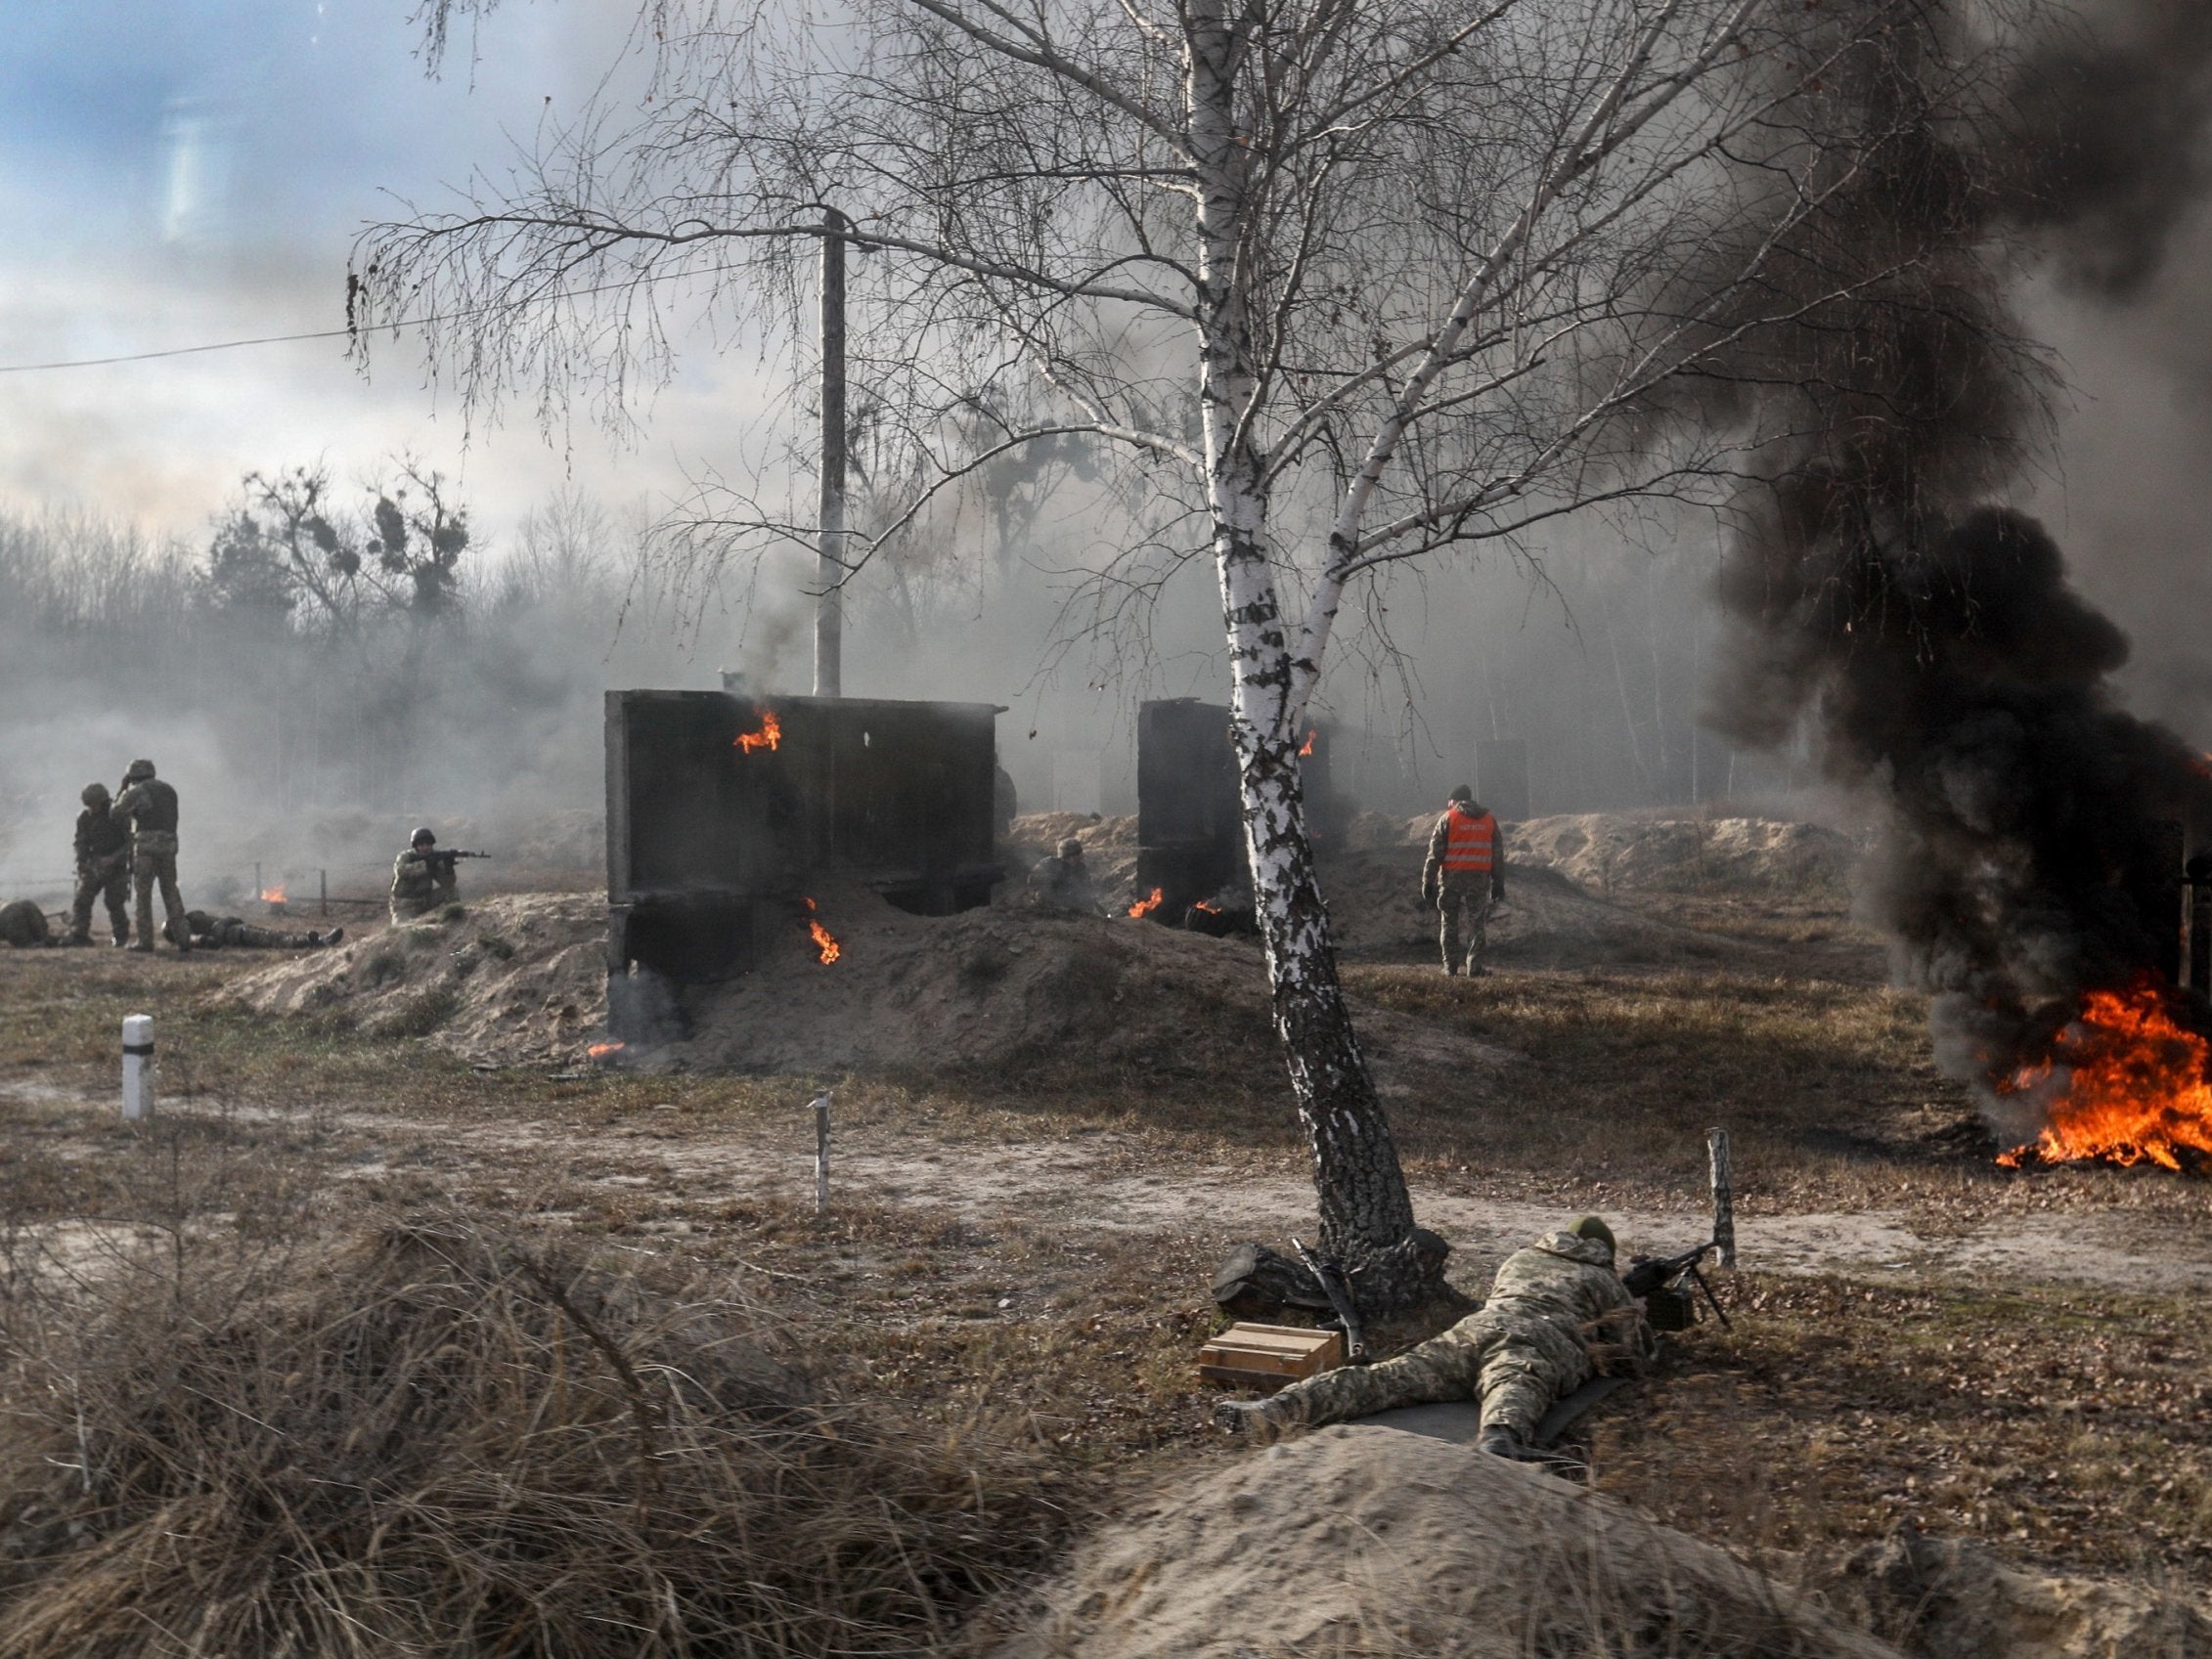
[0,327,357,374]
[0,261,769,376]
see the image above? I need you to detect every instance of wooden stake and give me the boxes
[1706,1126,1735,1268]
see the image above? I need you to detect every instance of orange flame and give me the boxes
[1996,979,2212,1171]
[802,897,841,965]
[259,886,287,904]
[587,1041,627,1060]
[734,709,783,755]
[1299,729,1317,758]
[1193,898,1222,914]
[1128,887,1166,918]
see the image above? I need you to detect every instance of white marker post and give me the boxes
[812,1091,832,1212]
[122,1014,155,1121]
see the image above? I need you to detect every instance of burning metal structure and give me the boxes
[1135,699,1340,921]
[603,689,1000,1031]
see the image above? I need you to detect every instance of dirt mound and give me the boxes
[226,888,1510,1096]
[1320,849,1744,967]
[989,1425,1904,1659]
[665,889,1506,1098]
[1511,813,1860,896]
[1829,1529,2212,1659]
[1009,811,1139,851]
[226,895,607,1064]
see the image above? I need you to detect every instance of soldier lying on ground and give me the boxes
[66,781,131,947]
[1216,1216,1651,1462]
[1025,838,1105,915]
[0,900,53,948]
[166,910,343,950]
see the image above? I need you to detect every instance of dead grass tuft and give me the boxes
[0,1217,1072,1658]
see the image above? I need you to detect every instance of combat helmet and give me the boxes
[80,782,111,808]
[123,759,156,783]
[1447,784,1475,806]
[1568,1215,1617,1260]
[411,826,437,849]
[1057,838,1084,860]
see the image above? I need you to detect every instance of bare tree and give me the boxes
[357,0,2026,1305]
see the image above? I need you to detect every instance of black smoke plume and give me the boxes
[1703,0,2212,1113]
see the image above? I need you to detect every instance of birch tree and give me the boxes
[358,0,2021,1306]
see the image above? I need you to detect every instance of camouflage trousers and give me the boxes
[131,846,188,952]
[69,854,131,943]
[1256,1304,1591,1440]
[1438,874,1495,974]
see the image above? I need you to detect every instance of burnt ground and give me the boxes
[0,873,2208,1594]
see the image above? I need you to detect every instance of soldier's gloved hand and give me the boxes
[1491,879,1505,902]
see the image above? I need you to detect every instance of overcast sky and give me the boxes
[0,0,744,541]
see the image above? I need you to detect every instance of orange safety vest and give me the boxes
[1441,807,1497,874]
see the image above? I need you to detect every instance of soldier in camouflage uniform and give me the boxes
[1025,838,1104,915]
[65,782,133,947]
[111,759,189,955]
[0,899,53,948]
[1422,784,1506,976]
[390,826,459,923]
[1217,1217,1650,1461]
[168,910,343,950]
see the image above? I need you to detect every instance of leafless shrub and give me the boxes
[0,1217,1068,1658]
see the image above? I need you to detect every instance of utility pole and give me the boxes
[815,207,848,698]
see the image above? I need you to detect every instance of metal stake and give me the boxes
[1706,1126,1735,1268]
[812,1090,832,1212]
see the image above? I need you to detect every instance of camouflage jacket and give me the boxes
[1484,1232,1651,1366]
[74,807,129,865]
[390,850,451,904]
[111,778,180,842]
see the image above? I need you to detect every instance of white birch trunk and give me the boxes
[1187,0,1436,1307]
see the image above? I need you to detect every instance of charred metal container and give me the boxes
[1134,698,1340,919]
[605,690,1001,992]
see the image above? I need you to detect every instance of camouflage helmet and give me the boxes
[80,781,111,808]
[1447,784,1475,805]
[185,909,212,933]
[411,826,437,849]
[123,759,156,783]
[1568,1215,1616,1259]
[1057,838,1084,859]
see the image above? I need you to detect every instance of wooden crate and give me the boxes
[1197,1323,1345,1393]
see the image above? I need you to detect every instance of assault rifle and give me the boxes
[1291,1236,1368,1363]
[1621,1240,1730,1331]
[417,849,491,874]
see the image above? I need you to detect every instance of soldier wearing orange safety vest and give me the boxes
[1422,785,1505,976]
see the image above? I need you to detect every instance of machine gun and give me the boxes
[1621,1241,1730,1332]
[1291,1236,1368,1363]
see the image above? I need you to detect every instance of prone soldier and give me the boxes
[66,781,132,947]
[168,910,343,950]
[1217,1217,1651,1462]
[111,759,189,955]
[0,899,53,949]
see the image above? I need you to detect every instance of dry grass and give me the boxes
[0,1215,1072,1658]
[1590,1274,2212,1578]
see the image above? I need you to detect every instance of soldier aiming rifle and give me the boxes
[389,827,490,922]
